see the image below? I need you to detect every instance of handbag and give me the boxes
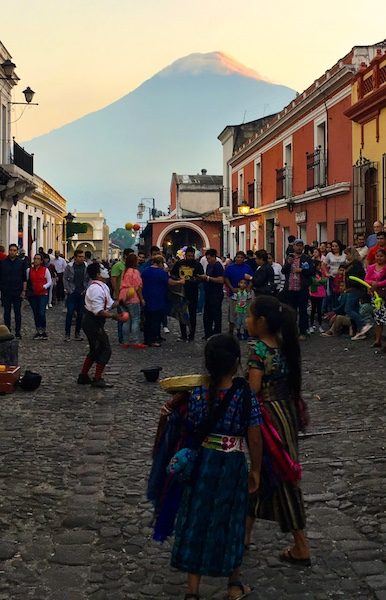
[166,378,248,481]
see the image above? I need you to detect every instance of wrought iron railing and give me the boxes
[306,146,327,190]
[12,140,34,175]
[276,165,292,200]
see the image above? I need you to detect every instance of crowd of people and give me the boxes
[0,218,384,386]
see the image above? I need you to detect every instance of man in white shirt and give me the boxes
[52,251,67,301]
[77,262,119,389]
[355,233,368,262]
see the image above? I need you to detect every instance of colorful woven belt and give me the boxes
[202,434,244,453]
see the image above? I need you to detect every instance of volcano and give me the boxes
[25,52,296,228]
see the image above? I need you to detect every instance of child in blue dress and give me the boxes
[150,334,263,600]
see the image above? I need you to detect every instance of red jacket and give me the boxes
[29,266,49,296]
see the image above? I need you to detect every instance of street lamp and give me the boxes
[64,212,75,257]
[238,200,250,216]
[137,197,156,220]
[0,60,16,79]
[1,59,38,106]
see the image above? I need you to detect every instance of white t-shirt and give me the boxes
[325,252,346,277]
[357,246,368,261]
[85,281,114,315]
[52,256,67,274]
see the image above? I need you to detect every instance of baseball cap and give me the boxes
[294,239,304,245]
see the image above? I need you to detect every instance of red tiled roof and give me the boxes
[202,208,223,222]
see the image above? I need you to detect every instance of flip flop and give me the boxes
[225,580,254,599]
[279,548,311,567]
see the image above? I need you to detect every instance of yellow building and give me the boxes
[346,46,386,235]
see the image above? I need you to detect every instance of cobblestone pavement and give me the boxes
[0,303,385,600]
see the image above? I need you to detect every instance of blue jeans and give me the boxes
[2,293,22,336]
[345,291,363,333]
[122,303,141,344]
[65,291,85,336]
[29,295,48,330]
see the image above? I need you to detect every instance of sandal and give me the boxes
[279,548,311,567]
[225,580,254,600]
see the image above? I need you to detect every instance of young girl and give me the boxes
[118,253,146,349]
[325,240,346,310]
[308,260,327,333]
[150,335,263,600]
[245,296,311,566]
[235,278,250,339]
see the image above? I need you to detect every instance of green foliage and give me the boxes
[109,228,136,250]
[66,222,88,237]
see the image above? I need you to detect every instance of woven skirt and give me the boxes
[171,447,248,576]
[249,397,306,533]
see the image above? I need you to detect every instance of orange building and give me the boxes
[219,41,386,261]
[143,170,223,256]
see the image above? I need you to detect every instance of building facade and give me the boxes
[0,40,69,256]
[219,42,386,260]
[9,175,67,257]
[70,211,109,259]
[145,170,223,256]
[345,48,386,234]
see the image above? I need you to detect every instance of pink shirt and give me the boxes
[365,264,386,288]
[119,268,142,304]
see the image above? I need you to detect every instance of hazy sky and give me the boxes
[3,0,386,141]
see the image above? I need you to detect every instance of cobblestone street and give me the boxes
[0,304,385,600]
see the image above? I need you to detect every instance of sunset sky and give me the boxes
[3,0,385,142]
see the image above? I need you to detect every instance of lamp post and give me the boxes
[237,200,251,216]
[64,212,75,258]
[137,197,157,221]
[1,60,38,105]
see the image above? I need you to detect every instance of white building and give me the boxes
[0,42,36,248]
[69,211,110,259]
[0,40,68,256]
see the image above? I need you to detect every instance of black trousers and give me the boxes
[3,293,22,336]
[144,309,163,345]
[203,297,222,339]
[82,310,112,365]
[56,273,65,301]
[180,296,198,340]
[286,289,309,335]
[310,297,323,326]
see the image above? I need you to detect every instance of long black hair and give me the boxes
[204,334,241,405]
[249,296,301,400]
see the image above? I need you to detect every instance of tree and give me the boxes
[109,228,136,250]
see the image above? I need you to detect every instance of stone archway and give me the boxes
[156,222,209,256]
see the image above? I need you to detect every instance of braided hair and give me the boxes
[204,334,241,407]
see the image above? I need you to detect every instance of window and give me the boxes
[255,159,262,207]
[298,224,307,244]
[317,222,327,244]
[238,172,243,201]
[36,217,41,249]
[334,220,348,247]
[284,140,293,198]
[1,105,7,164]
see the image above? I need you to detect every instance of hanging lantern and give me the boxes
[133,223,141,231]
[125,222,133,230]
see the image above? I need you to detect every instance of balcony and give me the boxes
[231,189,238,215]
[306,146,327,190]
[11,140,34,176]
[276,165,292,200]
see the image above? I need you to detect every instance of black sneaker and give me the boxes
[77,374,92,385]
[41,331,48,340]
[91,378,113,389]
[15,334,22,340]
[33,332,42,340]
[74,333,84,341]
